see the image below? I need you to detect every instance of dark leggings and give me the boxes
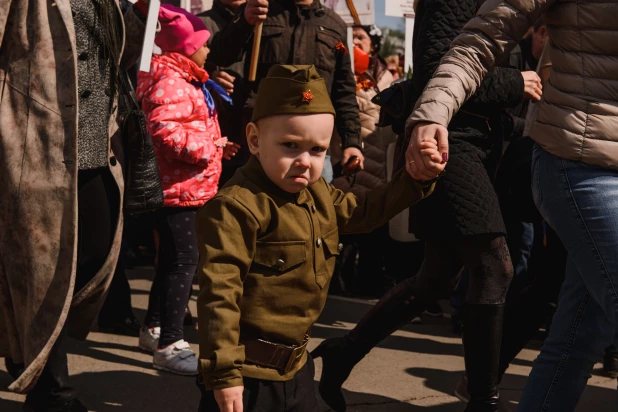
[145,208,199,347]
[408,234,513,306]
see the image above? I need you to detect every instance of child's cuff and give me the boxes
[203,370,244,391]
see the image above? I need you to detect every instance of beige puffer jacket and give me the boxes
[408,0,618,170]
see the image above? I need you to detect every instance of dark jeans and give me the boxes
[198,356,319,412]
[145,207,199,347]
[26,168,119,408]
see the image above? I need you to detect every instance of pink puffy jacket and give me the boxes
[137,52,225,207]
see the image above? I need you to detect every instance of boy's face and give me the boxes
[246,113,335,193]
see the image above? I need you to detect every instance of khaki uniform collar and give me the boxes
[242,156,312,205]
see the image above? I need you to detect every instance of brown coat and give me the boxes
[0,0,144,393]
[408,0,618,170]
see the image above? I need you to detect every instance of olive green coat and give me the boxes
[0,1,144,393]
[196,156,432,389]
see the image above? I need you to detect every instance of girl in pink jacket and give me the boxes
[135,4,238,376]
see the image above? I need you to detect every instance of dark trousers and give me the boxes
[26,168,119,408]
[144,207,199,347]
[198,356,319,412]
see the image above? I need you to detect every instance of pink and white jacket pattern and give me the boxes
[137,52,225,207]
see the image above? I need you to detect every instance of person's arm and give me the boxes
[331,31,362,152]
[196,196,259,390]
[207,0,269,68]
[331,167,434,235]
[121,1,148,68]
[408,0,554,130]
[465,67,525,112]
[405,0,555,180]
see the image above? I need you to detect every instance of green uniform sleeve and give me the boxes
[196,196,259,390]
[331,168,434,235]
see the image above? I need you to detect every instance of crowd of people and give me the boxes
[0,0,617,411]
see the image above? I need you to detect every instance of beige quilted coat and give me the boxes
[0,0,144,393]
[408,0,618,170]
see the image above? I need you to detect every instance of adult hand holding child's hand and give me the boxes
[405,122,449,181]
[214,387,244,412]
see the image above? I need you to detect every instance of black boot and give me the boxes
[312,278,427,412]
[462,303,504,412]
[603,345,618,378]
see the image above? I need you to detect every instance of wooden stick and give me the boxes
[249,22,263,82]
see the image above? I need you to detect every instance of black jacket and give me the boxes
[410,0,524,133]
[207,0,361,150]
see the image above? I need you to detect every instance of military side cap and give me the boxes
[251,65,336,123]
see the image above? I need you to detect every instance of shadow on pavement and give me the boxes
[335,387,464,412]
[311,324,464,358]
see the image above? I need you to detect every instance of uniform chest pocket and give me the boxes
[258,24,287,64]
[253,240,307,274]
[322,228,341,260]
[315,28,340,73]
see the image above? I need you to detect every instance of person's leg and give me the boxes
[517,145,618,410]
[152,208,199,375]
[313,240,463,411]
[26,169,117,411]
[456,235,514,412]
[497,226,567,381]
[517,259,611,411]
[155,208,199,347]
[286,355,320,411]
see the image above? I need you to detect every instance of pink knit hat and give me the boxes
[155,5,211,57]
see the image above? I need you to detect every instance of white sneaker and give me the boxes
[139,326,160,353]
[153,340,198,376]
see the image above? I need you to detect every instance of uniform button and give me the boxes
[338,243,343,252]
[274,259,285,270]
[110,156,117,166]
[78,52,88,61]
[311,204,316,213]
[81,90,92,98]
[316,237,322,248]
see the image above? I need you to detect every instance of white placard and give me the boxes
[385,0,415,18]
[404,16,414,74]
[323,0,375,26]
[139,0,161,72]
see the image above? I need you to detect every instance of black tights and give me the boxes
[410,234,513,306]
[145,208,199,347]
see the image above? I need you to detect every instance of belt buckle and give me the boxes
[284,340,308,374]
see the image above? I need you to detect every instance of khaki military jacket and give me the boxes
[196,156,432,389]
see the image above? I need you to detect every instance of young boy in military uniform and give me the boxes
[196,64,441,412]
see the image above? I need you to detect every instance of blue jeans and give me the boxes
[518,145,618,411]
[322,153,334,183]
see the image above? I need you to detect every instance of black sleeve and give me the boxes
[464,67,524,111]
[331,30,361,150]
[207,6,254,68]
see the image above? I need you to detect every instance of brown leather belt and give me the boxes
[241,334,309,375]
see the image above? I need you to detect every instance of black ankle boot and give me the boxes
[462,303,504,412]
[312,278,427,412]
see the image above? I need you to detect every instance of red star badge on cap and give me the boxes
[302,90,314,104]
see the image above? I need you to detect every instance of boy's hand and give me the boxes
[244,0,269,25]
[214,387,244,412]
[405,122,448,181]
